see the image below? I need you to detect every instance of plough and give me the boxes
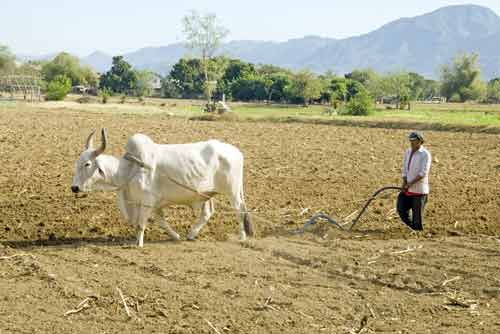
[294,186,403,234]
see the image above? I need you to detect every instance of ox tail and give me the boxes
[240,189,253,237]
[243,209,253,237]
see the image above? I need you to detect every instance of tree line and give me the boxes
[1,43,500,109]
[161,52,500,109]
[0,48,155,102]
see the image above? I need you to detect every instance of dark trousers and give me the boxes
[397,192,428,231]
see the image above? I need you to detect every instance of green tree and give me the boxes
[219,60,293,102]
[345,79,367,101]
[345,69,385,103]
[421,79,441,100]
[440,53,484,102]
[487,78,500,103]
[0,45,15,73]
[206,56,230,100]
[168,58,204,98]
[407,72,427,100]
[317,71,337,104]
[341,90,373,116]
[222,59,255,83]
[384,72,411,109]
[230,74,267,101]
[134,70,154,97]
[345,69,378,87]
[41,52,86,86]
[330,77,348,104]
[182,10,229,104]
[46,75,71,101]
[257,64,291,76]
[286,70,322,106]
[99,56,137,94]
[266,72,292,102]
[366,76,386,103]
[161,77,182,98]
[81,66,99,87]
[218,59,256,99]
[13,62,43,78]
[262,75,275,103]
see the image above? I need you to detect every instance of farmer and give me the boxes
[397,131,431,231]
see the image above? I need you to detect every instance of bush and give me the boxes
[45,75,71,101]
[323,108,338,116]
[341,91,373,116]
[76,96,93,104]
[99,89,111,104]
[449,93,461,103]
[204,102,217,113]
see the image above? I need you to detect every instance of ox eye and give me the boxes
[84,161,92,168]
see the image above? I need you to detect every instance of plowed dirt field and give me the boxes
[0,105,499,333]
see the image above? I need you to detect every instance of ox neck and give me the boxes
[95,154,126,188]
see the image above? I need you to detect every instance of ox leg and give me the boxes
[135,205,153,248]
[230,193,250,241]
[126,203,142,246]
[187,199,214,240]
[136,225,145,248]
[156,209,181,241]
[117,190,130,222]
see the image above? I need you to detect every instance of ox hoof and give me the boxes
[238,234,247,242]
[187,232,198,241]
[170,233,181,241]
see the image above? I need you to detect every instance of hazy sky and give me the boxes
[1,0,499,56]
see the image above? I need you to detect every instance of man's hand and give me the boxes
[401,177,409,190]
[406,176,423,189]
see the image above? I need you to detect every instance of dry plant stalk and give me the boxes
[64,298,91,316]
[391,245,422,255]
[442,276,462,286]
[116,287,132,318]
[203,318,222,334]
[0,253,34,260]
[263,296,278,311]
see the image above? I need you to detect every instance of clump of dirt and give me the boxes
[189,111,240,122]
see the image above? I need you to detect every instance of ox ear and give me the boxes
[92,128,107,158]
[85,129,97,150]
[98,168,105,178]
[95,160,106,179]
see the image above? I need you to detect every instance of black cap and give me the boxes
[408,131,424,142]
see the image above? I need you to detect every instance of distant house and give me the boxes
[72,85,88,94]
[150,74,162,97]
[72,85,98,96]
[380,96,399,105]
[423,96,447,104]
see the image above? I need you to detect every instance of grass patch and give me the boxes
[229,103,500,127]
[13,98,500,130]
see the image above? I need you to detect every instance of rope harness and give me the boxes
[123,152,217,202]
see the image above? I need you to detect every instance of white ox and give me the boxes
[71,129,253,247]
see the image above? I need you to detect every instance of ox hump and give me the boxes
[126,134,155,152]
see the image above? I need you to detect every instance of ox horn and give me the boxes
[85,129,96,150]
[93,128,107,157]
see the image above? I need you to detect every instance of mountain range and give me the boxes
[18,4,500,80]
